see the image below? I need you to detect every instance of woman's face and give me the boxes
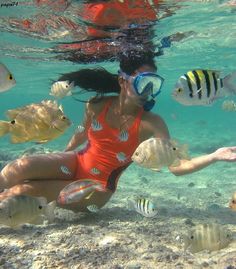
[120,65,157,107]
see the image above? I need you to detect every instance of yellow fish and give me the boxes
[0,195,56,228]
[0,100,71,143]
[131,138,189,171]
[184,223,233,253]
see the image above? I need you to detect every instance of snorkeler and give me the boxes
[0,49,236,212]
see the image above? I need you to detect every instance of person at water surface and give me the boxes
[0,50,236,212]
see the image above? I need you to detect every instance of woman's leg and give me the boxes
[0,180,113,212]
[0,151,77,189]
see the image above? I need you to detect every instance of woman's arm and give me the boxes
[146,113,236,176]
[169,147,236,176]
[64,127,87,152]
[64,102,91,152]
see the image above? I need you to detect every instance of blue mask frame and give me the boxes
[119,71,164,98]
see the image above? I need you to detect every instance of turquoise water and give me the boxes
[0,1,236,267]
[0,1,235,152]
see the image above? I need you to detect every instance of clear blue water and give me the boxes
[0,0,235,153]
[0,1,236,267]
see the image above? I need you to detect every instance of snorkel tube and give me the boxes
[143,98,156,111]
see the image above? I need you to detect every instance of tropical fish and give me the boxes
[0,63,16,92]
[57,179,106,205]
[172,70,236,106]
[131,138,189,170]
[128,197,158,218]
[222,100,236,112]
[50,80,74,99]
[229,192,236,211]
[183,223,233,253]
[0,195,56,228]
[0,100,71,143]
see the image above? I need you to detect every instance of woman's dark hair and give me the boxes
[119,49,157,75]
[58,49,157,102]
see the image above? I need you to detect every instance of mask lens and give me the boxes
[134,73,163,97]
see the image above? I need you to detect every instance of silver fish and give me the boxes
[50,80,74,99]
[128,197,158,218]
[184,223,233,253]
[0,63,16,92]
[132,138,189,170]
[172,70,236,106]
[57,179,106,205]
[0,195,56,227]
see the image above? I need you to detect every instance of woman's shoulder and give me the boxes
[141,110,164,123]
[140,111,170,139]
[87,95,116,115]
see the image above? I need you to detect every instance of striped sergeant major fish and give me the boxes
[128,197,158,218]
[172,70,236,106]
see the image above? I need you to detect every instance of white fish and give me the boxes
[0,195,56,228]
[57,179,106,205]
[128,197,158,218]
[183,223,233,253]
[0,63,16,92]
[132,138,189,170]
[50,80,74,99]
[172,70,236,106]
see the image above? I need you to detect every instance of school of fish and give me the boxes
[0,100,71,143]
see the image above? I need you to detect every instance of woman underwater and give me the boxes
[1,50,236,212]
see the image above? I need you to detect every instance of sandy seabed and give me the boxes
[0,142,236,269]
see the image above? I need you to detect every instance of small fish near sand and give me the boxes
[229,192,236,211]
[183,223,233,253]
[0,195,56,228]
[0,100,71,143]
[128,197,158,218]
[57,179,107,205]
[172,70,236,106]
[131,137,189,170]
[50,80,74,99]
[0,62,16,92]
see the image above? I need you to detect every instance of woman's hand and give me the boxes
[213,147,236,162]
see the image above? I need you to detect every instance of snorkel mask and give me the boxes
[119,71,164,111]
